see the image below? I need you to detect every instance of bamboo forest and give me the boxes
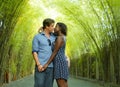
[0,0,120,87]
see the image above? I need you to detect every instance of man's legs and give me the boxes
[34,67,45,87]
[44,67,54,87]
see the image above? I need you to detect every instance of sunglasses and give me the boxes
[47,39,51,46]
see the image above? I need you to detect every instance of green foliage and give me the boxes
[0,0,120,85]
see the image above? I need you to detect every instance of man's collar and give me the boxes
[40,31,54,36]
[41,31,45,35]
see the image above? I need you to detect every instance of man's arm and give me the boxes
[32,36,43,72]
[32,52,43,72]
[32,52,40,66]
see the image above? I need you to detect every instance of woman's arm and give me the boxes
[43,36,64,69]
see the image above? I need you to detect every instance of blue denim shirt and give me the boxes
[32,32,56,67]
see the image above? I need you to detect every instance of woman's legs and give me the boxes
[56,79,68,87]
[65,80,68,87]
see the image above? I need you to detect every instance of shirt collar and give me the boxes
[41,31,45,35]
[40,31,54,36]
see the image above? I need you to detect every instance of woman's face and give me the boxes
[54,24,60,35]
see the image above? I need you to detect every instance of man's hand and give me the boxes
[37,65,44,72]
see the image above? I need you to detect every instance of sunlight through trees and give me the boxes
[0,0,120,86]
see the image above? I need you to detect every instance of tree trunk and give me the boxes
[110,51,116,83]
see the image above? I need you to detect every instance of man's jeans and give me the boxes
[34,66,54,87]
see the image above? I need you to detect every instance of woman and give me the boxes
[43,22,69,87]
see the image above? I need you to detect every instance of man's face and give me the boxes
[47,23,55,33]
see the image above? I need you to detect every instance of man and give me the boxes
[32,18,55,87]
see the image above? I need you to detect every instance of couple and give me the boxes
[32,18,69,87]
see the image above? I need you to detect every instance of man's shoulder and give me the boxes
[33,33,42,39]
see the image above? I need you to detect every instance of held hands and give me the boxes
[37,64,44,72]
[37,64,48,72]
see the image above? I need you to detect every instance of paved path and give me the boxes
[2,75,103,87]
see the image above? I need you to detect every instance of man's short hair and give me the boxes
[43,18,55,29]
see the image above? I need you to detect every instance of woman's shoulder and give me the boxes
[56,36,66,42]
[57,35,66,38]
